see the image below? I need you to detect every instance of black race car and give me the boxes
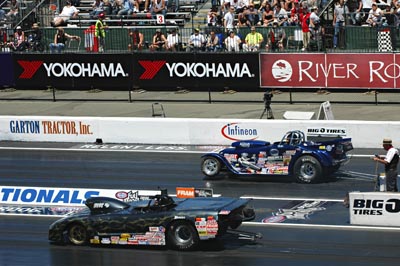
[49,190,258,250]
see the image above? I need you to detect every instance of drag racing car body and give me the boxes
[48,190,256,250]
[201,130,353,183]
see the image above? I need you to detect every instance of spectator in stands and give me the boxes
[366,2,383,26]
[71,0,81,7]
[350,0,364,25]
[5,0,19,21]
[51,1,79,27]
[129,28,144,51]
[261,3,274,26]
[149,28,167,51]
[28,23,44,52]
[273,4,288,26]
[49,27,80,53]
[224,30,241,51]
[289,0,300,25]
[224,6,236,32]
[242,3,260,26]
[333,0,349,48]
[309,6,323,51]
[166,28,179,51]
[188,28,206,52]
[208,6,220,27]
[95,12,108,52]
[266,20,286,51]
[117,0,135,17]
[112,0,124,15]
[0,2,5,21]
[238,6,251,26]
[151,0,166,19]
[90,0,105,19]
[139,0,149,13]
[299,6,310,51]
[206,30,221,51]
[383,2,397,26]
[103,0,113,15]
[8,26,27,51]
[243,25,263,51]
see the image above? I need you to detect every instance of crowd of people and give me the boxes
[3,0,400,52]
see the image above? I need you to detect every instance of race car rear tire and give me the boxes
[201,156,221,178]
[167,221,200,251]
[68,223,89,246]
[293,155,322,183]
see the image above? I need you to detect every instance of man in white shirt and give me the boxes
[224,30,241,52]
[51,1,79,27]
[224,6,235,32]
[189,28,205,51]
[166,29,179,51]
[366,2,383,26]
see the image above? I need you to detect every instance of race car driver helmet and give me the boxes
[285,131,302,145]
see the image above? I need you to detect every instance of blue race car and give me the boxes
[201,130,353,183]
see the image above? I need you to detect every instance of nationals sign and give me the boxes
[260,53,400,89]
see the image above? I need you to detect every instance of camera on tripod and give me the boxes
[263,90,273,108]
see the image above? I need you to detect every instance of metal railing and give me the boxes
[1,24,397,53]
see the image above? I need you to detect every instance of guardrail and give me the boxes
[0,25,398,53]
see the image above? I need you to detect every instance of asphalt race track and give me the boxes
[0,145,399,266]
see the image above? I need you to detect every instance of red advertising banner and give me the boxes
[260,53,400,89]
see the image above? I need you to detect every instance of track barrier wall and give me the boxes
[2,116,400,148]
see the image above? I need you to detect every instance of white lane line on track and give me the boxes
[243,221,400,231]
[0,146,380,157]
[240,196,344,202]
[0,147,206,154]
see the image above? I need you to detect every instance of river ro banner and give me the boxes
[260,53,400,89]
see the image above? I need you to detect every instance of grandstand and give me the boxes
[0,0,397,53]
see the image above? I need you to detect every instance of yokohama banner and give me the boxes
[260,53,400,89]
[13,54,133,90]
[132,53,260,91]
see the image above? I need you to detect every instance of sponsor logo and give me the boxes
[17,61,128,79]
[221,123,258,141]
[93,202,110,208]
[352,199,400,215]
[307,127,347,136]
[0,187,99,204]
[262,200,327,223]
[271,60,292,82]
[115,191,128,200]
[176,187,195,198]
[139,60,166,79]
[139,61,254,79]
[18,60,43,79]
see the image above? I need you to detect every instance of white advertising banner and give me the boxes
[349,192,400,227]
[0,116,400,148]
[0,185,160,206]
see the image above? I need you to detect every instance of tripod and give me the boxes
[260,91,274,119]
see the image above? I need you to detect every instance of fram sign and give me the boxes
[260,53,400,89]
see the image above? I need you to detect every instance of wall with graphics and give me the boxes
[2,116,400,148]
[3,53,400,91]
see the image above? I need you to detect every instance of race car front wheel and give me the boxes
[167,221,199,250]
[293,155,322,183]
[201,156,221,178]
[68,223,88,246]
